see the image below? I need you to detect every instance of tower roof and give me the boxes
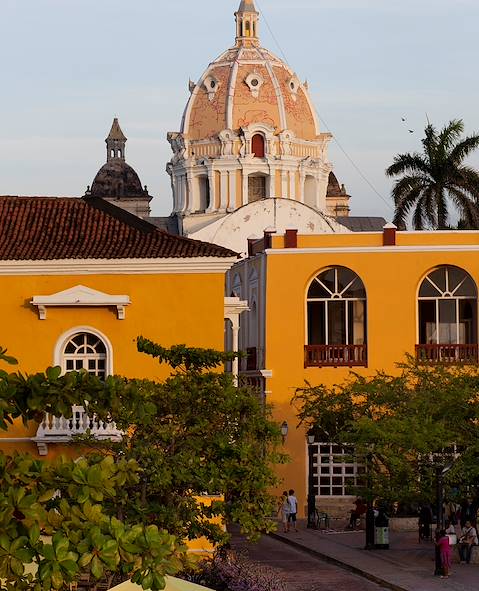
[106,118,127,141]
[237,0,258,14]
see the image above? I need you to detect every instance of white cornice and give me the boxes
[31,285,131,320]
[266,245,479,255]
[0,257,238,276]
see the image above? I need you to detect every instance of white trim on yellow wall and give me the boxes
[53,326,114,376]
[266,246,479,255]
[0,257,237,276]
[32,285,131,320]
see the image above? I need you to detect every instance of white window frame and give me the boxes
[54,326,113,376]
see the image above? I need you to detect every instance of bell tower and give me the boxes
[235,0,259,47]
[106,118,127,162]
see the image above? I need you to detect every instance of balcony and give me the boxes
[415,343,479,364]
[34,405,122,456]
[304,344,367,368]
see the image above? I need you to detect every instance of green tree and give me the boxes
[294,357,479,505]
[0,341,285,589]
[386,119,479,229]
[0,348,188,591]
[93,337,285,544]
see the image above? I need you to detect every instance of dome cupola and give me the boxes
[167,1,334,235]
[86,119,152,219]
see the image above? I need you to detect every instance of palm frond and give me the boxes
[438,119,464,152]
[447,186,479,229]
[450,135,479,165]
[386,153,430,178]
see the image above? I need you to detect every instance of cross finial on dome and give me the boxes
[106,118,127,162]
[235,0,259,47]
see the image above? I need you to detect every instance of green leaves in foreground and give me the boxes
[0,453,187,591]
[294,356,479,505]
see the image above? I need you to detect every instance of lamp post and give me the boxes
[307,433,316,528]
[280,421,288,444]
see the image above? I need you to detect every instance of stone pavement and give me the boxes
[270,521,479,591]
[230,528,388,591]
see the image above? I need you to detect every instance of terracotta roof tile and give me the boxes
[0,196,238,260]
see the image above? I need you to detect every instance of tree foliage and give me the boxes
[0,342,284,589]
[97,340,285,543]
[294,357,479,505]
[0,454,186,591]
[386,119,479,229]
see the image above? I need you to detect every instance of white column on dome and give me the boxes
[267,166,275,198]
[289,170,296,200]
[299,171,306,203]
[220,171,228,211]
[242,171,249,205]
[186,174,195,213]
[228,170,236,210]
[206,168,216,212]
[281,171,288,198]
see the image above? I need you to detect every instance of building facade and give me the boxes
[229,227,479,515]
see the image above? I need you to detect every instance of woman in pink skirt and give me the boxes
[437,529,452,578]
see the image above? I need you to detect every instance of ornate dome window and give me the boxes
[245,72,264,98]
[203,75,220,101]
[288,76,300,101]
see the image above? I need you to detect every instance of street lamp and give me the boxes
[280,421,288,444]
[307,432,316,528]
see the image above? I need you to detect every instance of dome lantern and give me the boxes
[106,118,127,162]
[235,0,259,47]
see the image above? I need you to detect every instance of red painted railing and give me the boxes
[415,344,479,364]
[304,344,367,368]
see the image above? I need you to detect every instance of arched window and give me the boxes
[63,332,107,379]
[306,266,367,367]
[198,176,210,211]
[251,134,265,158]
[417,266,477,362]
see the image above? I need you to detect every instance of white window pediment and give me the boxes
[31,285,131,320]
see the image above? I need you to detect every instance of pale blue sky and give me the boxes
[1,0,478,218]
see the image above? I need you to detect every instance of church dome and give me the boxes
[90,159,144,198]
[181,1,320,142]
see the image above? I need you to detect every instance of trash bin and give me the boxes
[374,508,389,549]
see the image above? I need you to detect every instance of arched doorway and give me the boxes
[304,175,317,208]
[252,134,265,158]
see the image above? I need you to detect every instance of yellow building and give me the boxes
[229,226,479,515]
[0,194,239,459]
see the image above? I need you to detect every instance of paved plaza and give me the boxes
[269,521,478,591]
[231,528,388,591]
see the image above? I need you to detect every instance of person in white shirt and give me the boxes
[458,520,478,564]
[287,489,298,532]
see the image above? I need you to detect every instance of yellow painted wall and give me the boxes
[0,272,226,454]
[262,231,479,515]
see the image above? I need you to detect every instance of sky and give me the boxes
[1,0,478,219]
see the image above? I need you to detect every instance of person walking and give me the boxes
[436,529,452,578]
[458,520,478,564]
[287,489,298,532]
[278,490,290,533]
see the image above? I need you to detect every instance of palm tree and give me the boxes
[386,119,479,229]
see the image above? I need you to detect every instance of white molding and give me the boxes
[53,326,114,376]
[224,296,250,319]
[266,246,479,255]
[0,257,238,276]
[31,285,130,320]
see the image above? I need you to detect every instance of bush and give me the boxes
[181,551,286,591]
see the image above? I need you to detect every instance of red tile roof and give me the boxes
[0,196,237,260]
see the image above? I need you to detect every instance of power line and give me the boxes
[254,0,394,213]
